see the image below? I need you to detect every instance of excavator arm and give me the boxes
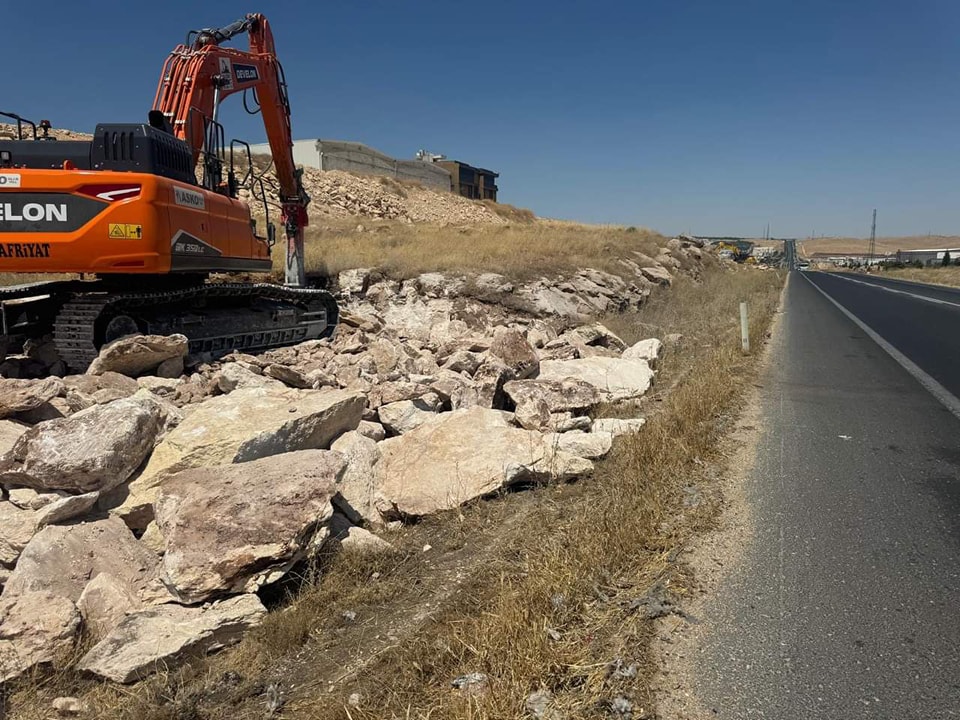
[152,13,307,287]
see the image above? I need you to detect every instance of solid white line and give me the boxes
[801,272,960,421]
[829,273,960,309]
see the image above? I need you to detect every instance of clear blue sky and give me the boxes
[6,0,960,237]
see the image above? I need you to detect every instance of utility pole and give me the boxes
[868,209,877,265]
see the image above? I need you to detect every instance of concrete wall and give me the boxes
[249,139,452,192]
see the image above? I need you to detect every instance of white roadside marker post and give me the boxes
[740,301,750,353]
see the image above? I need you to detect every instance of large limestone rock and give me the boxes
[591,417,647,437]
[216,362,281,393]
[512,393,551,431]
[558,323,627,353]
[472,360,515,409]
[356,420,386,442]
[34,490,100,527]
[63,372,138,411]
[0,500,37,566]
[6,487,64,511]
[0,377,63,419]
[514,284,585,320]
[327,513,394,554]
[504,378,600,414]
[488,328,539,380]
[442,350,483,375]
[640,264,673,285]
[117,387,363,528]
[366,380,432,410]
[542,430,613,459]
[264,363,311,389]
[0,591,81,682]
[87,334,188,377]
[2,517,157,604]
[330,431,382,525]
[77,594,266,684]
[0,397,162,494]
[154,450,343,603]
[537,357,654,402]
[377,398,437,435]
[0,418,28,455]
[77,573,142,641]
[375,407,593,518]
[622,338,663,365]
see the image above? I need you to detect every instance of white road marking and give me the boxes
[830,273,960,309]
[802,272,960,422]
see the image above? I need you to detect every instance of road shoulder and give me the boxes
[651,279,787,719]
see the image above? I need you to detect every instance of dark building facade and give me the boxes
[436,160,499,201]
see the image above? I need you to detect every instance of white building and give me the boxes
[247,139,452,192]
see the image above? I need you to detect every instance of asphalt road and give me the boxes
[694,271,960,719]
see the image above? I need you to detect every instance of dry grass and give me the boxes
[800,235,960,256]
[480,201,536,224]
[879,265,960,288]
[289,220,664,282]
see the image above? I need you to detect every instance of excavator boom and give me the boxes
[153,12,308,287]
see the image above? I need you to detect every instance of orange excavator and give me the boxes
[0,13,337,371]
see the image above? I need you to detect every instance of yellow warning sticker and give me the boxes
[108,223,143,240]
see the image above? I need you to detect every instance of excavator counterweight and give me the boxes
[0,14,336,372]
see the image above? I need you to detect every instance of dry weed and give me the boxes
[878,265,960,288]
[289,220,663,282]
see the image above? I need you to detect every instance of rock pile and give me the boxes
[0,241,705,685]
[250,166,509,225]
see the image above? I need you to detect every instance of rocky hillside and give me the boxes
[250,164,513,225]
[0,236,707,689]
[0,124,87,142]
[0,124,519,226]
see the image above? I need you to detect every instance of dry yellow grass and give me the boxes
[800,235,960,257]
[879,265,960,288]
[3,266,783,719]
[290,220,664,282]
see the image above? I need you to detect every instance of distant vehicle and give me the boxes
[798,262,810,270]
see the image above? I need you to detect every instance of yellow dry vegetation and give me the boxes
[800,235,960,256]
[879,266,960,288]
[290,219,664,282]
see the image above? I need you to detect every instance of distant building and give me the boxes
[247,139,453,192]
[895,247,960,266]
[435,160,499,202]
[248,139,500,202]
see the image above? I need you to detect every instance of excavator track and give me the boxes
[53,295,112,371]
[46,282,338,373]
